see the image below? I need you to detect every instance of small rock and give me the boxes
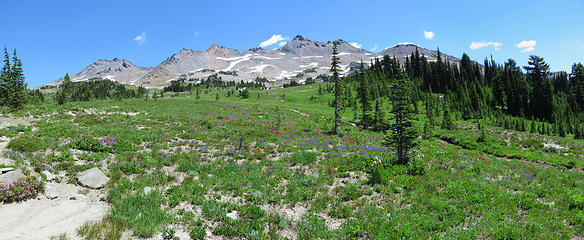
[46,192,58,200]
[0,167,14,174]
[144,187,155,195]
[42,170,56,181]
[77,168,109,189]
[0,171,26,186]
[226,210,239,220]
[69,194,85,200]
[394,187,404,193]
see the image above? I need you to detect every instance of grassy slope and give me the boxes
[2,83,584,239]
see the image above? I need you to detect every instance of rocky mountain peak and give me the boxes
[292,35,306,41]
[206,44,222,51]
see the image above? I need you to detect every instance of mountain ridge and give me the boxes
[45,35,461,87]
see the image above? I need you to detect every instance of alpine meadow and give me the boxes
[1,1,584,239]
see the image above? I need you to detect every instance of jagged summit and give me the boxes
[292,35,306,41]
[206,44,222,51]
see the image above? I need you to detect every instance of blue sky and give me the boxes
[2,0,583,88]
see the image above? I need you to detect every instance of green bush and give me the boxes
[70,135,113,152]
[7,135,46,152]
[189,224,206,240]
[288,152,318,165]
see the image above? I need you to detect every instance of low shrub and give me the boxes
[0,176,42,203]
[7,135,46,152]
[288,152,318,165]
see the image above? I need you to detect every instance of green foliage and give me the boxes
[297,213,331,240]
[384,73,418,165]
[0,47,27,111]
[7,134,46,152]
[70,135,113,152]
[287,151,317,165]
[111,191,170,237]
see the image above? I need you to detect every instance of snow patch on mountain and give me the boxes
[299,62,318,68]
[247,64,275,73]
[301,56,324,59]
[218,54,252,71]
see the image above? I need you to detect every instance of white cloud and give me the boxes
[371,44,378,51]
[194,31,200,36]
[515,40,536,52]
[349,42,362,49]
[469,41,503,50]
[134,32,146,44]
[278,41,287,47]
[259,34,287,48]
[424,31,434,40]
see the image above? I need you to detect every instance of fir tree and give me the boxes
[383,72,417,165]
[215,92,219,101]
[330,42,342,134]
[0,47,11,107]
[357,61,372,128]
[441,107,454,130]
[373,99,386,131]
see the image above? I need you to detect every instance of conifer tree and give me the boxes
[442,107,454,130]
[215,92,219,101]
[330,42,342,134]
[383,72,417,165]
[357,61,371,128]
[525,55,552,121]
[373,99,386,131]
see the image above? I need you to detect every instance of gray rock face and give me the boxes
[0,171,25,186]
[42,170,56,181]
[77,168,109,189]
[46,192,58,200]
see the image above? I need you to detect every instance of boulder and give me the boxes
[226,210,239,220]
[46,192,58,200]
[0,167,14,174]
[77,168,109,189]
[144,186,155,195]
[0,171,26,186]
[42,170,56,181]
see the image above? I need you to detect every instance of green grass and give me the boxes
[4,83,584,239]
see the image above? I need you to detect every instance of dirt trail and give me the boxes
[437,135,583,172]
[288,109,310,117]
[0,183,109,240]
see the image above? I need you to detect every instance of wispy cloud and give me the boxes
[194,31,200,36]
[470,41,503,50]
[424,31,434,40]
[515,40,536,52]
[259,34,287,48]
[371,44,378,51]
[349,42,362,49]
[134,32,147,44]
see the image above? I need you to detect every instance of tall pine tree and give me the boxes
[330,42,342,134]
[383,72,417,165]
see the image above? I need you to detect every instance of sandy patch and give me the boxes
[0,182,109,240]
